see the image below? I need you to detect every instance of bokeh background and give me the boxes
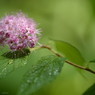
[0,0,95,95]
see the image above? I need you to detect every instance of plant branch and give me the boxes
[30,45,95,74]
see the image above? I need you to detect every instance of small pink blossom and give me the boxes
[0,11,41,51]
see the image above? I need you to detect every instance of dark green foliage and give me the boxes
[2,48,30,59]
[90,0,95,17]
[89,60,95,63]
[83,83,95,95]
[0,49,30,80]
[17,55,66,95]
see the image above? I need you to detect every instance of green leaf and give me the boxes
[87,60,95,69]
[90,0,95,17]
[17,55,66,95]
[51,39,85,67]
[0,48,30,80]
[83,83,95,95]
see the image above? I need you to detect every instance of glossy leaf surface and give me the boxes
[17,55,66,95]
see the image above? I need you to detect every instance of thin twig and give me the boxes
[41,45,95,74]
[30,45,95,74]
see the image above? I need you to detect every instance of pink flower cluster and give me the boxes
[0,11,41,51]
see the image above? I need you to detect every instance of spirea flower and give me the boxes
[0,11,41,51]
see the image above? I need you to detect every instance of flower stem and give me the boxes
[30,45,95,74]
[87,62,90,69]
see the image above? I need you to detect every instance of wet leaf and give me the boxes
[17,55,66,95]
[0,48,30,80]
[50,39,86,75]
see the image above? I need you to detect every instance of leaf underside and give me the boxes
[0,48,30,80]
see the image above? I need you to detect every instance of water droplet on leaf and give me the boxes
[49,72,51,75]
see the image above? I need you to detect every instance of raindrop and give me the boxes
[54,69,58,75]
[49,72,51,75]
[24,62,26,65]
[27,80,30,83]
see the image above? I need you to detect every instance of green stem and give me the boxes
[87,62,90,69]
[30,45,95,74]
[29,46,42,51]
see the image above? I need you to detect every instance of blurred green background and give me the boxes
[0,0,95,95]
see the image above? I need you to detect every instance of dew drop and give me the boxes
[49,72,51,75]
[54,69,58,75]
[27,80,30,83]
[24,62,26,65]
